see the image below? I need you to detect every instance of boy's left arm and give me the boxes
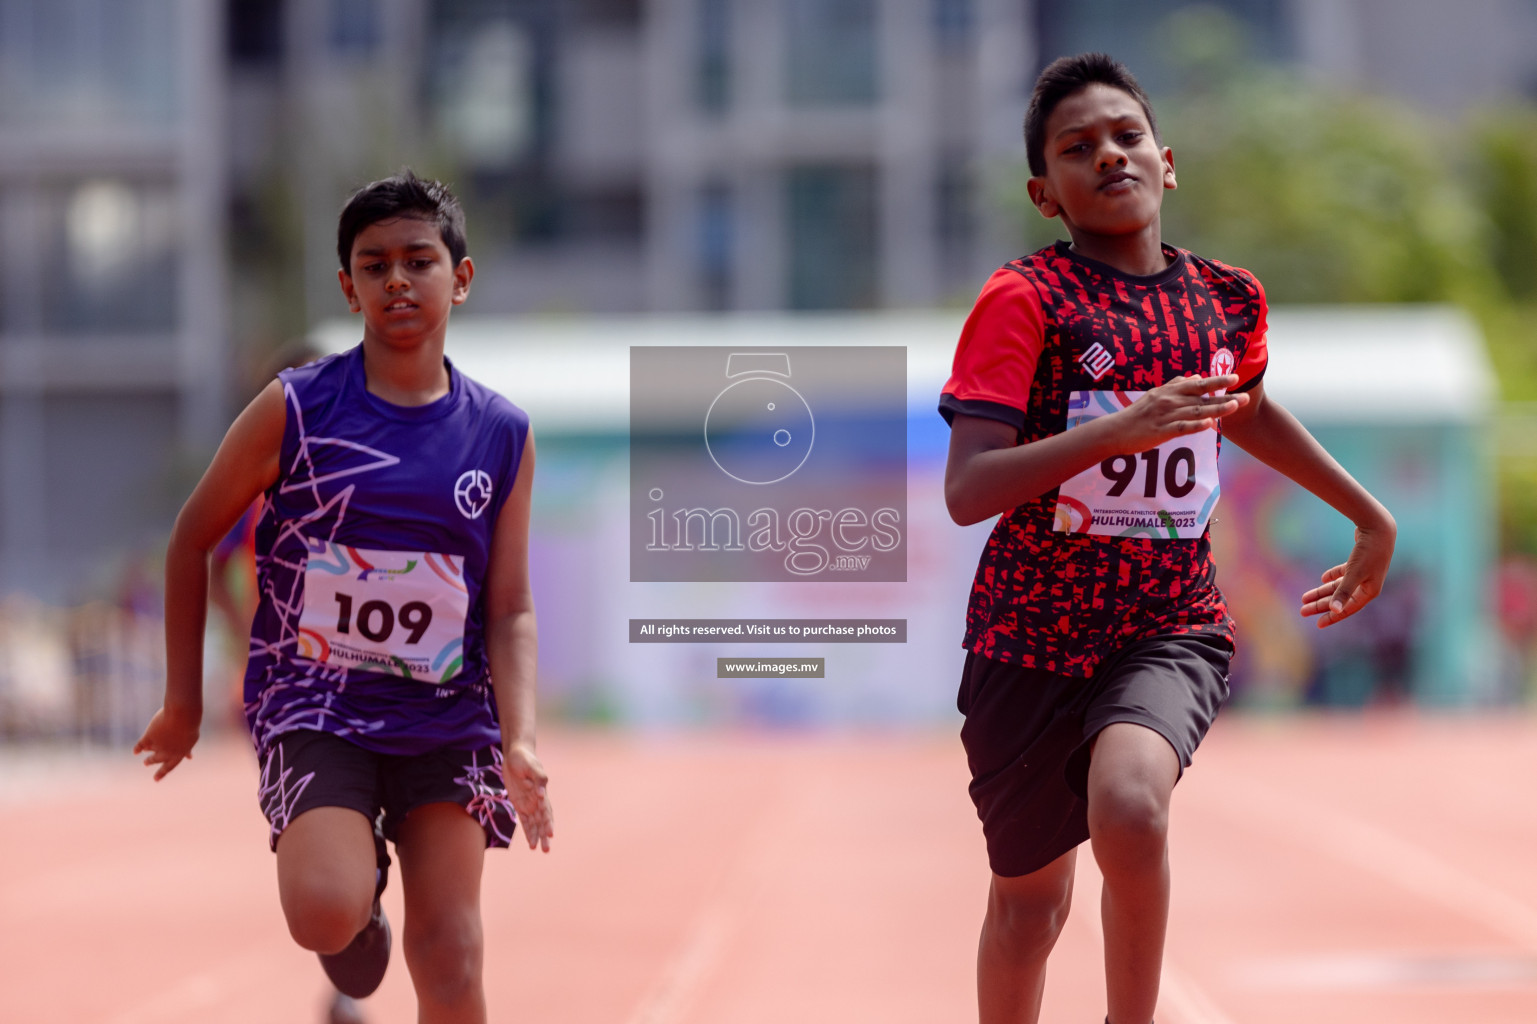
[484,431,554,851]
[1220,380,1396,627]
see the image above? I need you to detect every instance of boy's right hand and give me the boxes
[1112,375,1248,451]
[133,706,200,781]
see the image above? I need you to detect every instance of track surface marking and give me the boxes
[4,714,1536,1022]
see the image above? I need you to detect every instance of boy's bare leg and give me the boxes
[1087,722,1180,1024]
[977,849,1076,1024]
[276,807,379,954]
[397,802,488,1024]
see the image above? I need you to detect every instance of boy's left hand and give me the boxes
[1300,519,1396,628]
[503,741,554,852]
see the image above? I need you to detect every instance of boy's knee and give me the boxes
[283,887,373,954]
[275,806,379,953]
[405,915,483,1003]
[1087,779,1170,870]
[985,872,1073,959]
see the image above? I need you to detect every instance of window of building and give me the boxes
[696,0,730,115]
[571,0,640,27]
[0,0,179,127]
[431,1,555,170]
[39,180,178,333]
[933,0,971,48]
[936,156,973,247]
[785,0,878,107]
[42,393,178,555]
[935,154,975,287]
[1033,0,1291,95]
[697,182,733,310]
[786,165,878,310]
[328,0,380,55]
[227,0,283,67]
[567,186,644,243]
[440,19,535,165]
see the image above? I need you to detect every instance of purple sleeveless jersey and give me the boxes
[243,344,529,756]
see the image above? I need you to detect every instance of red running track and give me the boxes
[3,713,1536,1023]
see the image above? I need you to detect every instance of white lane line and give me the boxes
[625,906,734,1024]
[1159,964,1241,1024]
[622,785,793,1024]
[1233,950,1537,991]
[1074,852,1240,1024]
[1207,774,1537,953]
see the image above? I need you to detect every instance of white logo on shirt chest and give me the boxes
[1209,347,1235,395]
[454,469,493,519]
[1077,342,1115,381]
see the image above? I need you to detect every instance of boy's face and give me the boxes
[1027,83,1175,240]
[338,215,472,346]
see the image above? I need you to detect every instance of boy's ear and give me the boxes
[1162,145,1177,191]
[1026,176,1060,219]
[338,268,362,313]
[452,256,475,305]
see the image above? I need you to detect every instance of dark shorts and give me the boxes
[958,633,1231,879]
[256,729,518,853]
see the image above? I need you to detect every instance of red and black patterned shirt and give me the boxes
[939,241,1268,677]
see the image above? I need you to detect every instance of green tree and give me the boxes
[1158,78,1493,309]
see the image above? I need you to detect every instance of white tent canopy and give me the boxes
[312,303,1493,433]
[1261,305,1493,423]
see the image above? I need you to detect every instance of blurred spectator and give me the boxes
[1496,555,1537,698]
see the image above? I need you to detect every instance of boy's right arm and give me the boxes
[944,375,1249,526]
[135,379,286,780]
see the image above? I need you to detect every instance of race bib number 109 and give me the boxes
[1051,390,1221,540]
[297,539,469,683]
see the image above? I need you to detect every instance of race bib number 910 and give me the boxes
[1051,390,1221,540]
[296,539,469,683]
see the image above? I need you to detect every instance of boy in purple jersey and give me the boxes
[940,55,1395,1024]
[136,171,552,1024]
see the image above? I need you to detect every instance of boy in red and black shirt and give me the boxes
[940,54,1395,1024]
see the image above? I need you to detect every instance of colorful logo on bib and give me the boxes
[454,469,493,519]
[1054,495,1094,533]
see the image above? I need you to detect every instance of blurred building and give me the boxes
[1033,0,1537,113]
[224,0,1031,323]
[0,0,225,602]
[222,0,1537,334]
[5,0,1537,604]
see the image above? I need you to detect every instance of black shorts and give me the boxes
[958,633,1231,878]
[256,730,518,853]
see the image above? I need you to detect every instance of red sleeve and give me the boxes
[938,267,1046,430]
[1231,272,1268,393]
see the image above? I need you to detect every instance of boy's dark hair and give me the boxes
[1024,53,1158,177]
[336,169,468,271]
